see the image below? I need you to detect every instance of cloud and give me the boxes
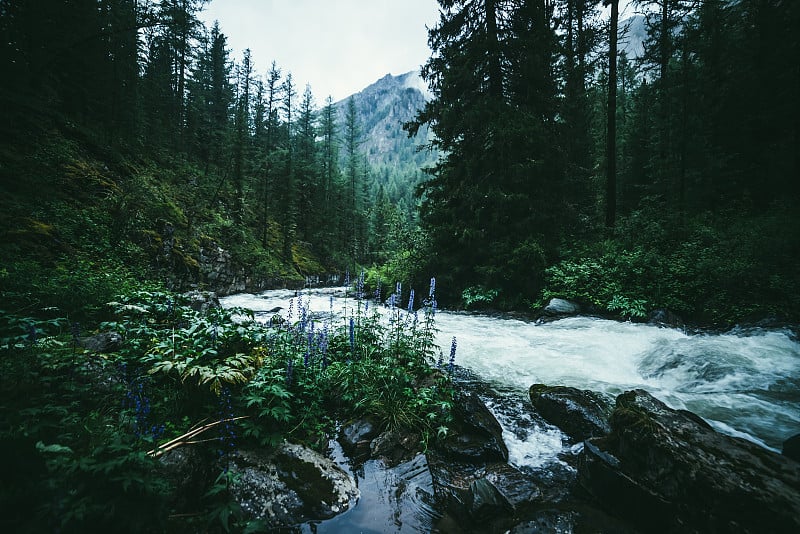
[199,0,440,101]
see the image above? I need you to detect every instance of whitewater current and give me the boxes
[221,287,800,464]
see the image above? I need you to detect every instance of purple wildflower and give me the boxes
[357,270,365,299]
[407,289,416,313]
[448,336,457,374]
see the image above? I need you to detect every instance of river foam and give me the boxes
[222,288,800,454]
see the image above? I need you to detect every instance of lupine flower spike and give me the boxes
[448,336,457,374]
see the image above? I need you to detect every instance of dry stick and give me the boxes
[147,416,249,458]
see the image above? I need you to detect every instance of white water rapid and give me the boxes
[221,287,800,461]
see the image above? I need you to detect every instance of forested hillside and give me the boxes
[0,0,404,320]
[405,0,800,324]
[1,1,800,532]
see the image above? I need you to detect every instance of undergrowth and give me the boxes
[0,277,453,533]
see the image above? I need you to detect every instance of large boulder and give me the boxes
[579,389,800,533]
[543,298,581,316]
[529,384,613,441]
[428,458,543,527]
[437,391,508,463]
[227,443,358,528]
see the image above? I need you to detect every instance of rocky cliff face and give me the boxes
[337,71,435,169]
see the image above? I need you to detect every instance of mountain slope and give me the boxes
[336,71,437,206]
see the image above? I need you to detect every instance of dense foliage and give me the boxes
[0,283,454,532]
[407,0,800,324]
[0,0,421,318]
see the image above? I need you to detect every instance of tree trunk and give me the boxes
[606,0,619,229]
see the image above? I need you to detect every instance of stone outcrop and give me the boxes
[198,242,249,295]
[197,240,302,296]
[529,384,613,442]
[227,443,359,528]
[428,457,546,528]
[579,389,800,533]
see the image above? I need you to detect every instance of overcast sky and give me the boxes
[198,1,639,103]
[198,0,441,102]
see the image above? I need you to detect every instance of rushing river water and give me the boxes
[221,287,800,530]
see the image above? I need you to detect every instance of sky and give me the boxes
[198,0,442,102]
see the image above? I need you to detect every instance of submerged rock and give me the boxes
[228,443,358,528]
[529,384,613,441]
[579,389,800,533]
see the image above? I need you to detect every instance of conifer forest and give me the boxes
[1,1,799,532]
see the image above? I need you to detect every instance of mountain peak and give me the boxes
[340,71,432,104]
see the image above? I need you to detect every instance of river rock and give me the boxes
[228,443,358,528]
[438,391,508,462]
[369,429,421,465]
[579,389,800,533]
[428,458,542,526]
[543,298,581,316]
[784,433,800,462]
[340,417,381,460]
[529,384,613,441]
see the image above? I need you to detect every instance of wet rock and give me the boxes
[543,298,581,316]
[79,331,122,353]
[438,391,508,462]
[181,290,221,313]
[529,384,613,441]
[784,433,800,462]
[579,389,800,533]
[340,417,380,459]
[468,476,510,517]
[428,458,543,526]
[370,429,421,465]
[228,443,358,528]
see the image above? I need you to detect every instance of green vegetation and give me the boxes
[0,0,798,529]
[0,286,454,532]
[406,0,800,325]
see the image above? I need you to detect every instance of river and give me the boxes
[220,286,800,530]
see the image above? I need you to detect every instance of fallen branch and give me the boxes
[147,416,249,458]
